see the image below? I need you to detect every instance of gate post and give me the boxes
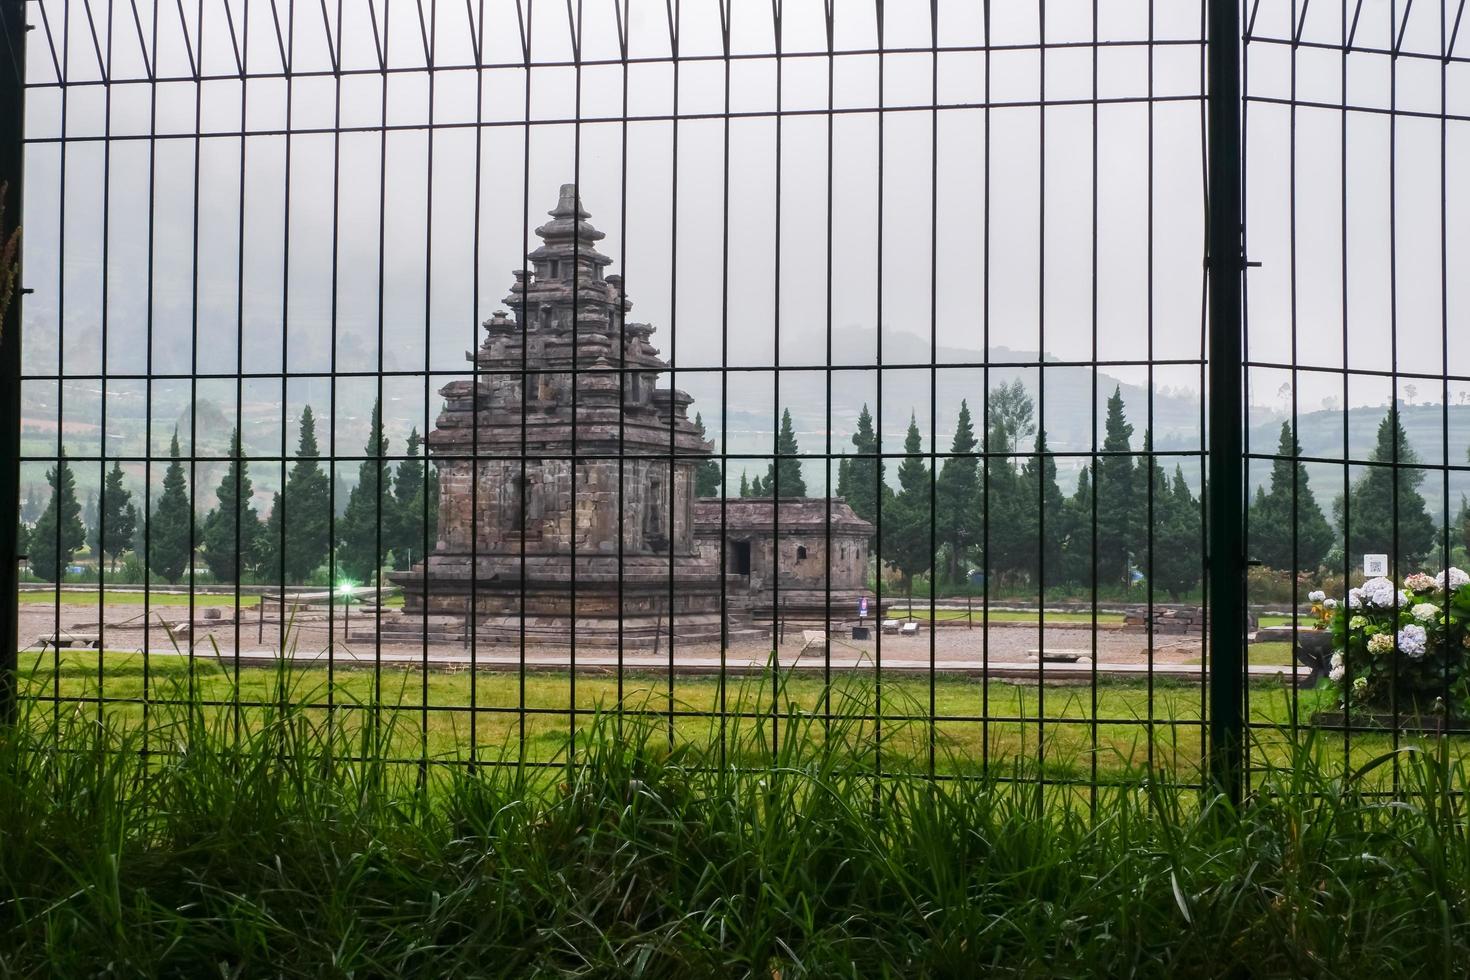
[1205,0,1247,803]
[0,0,27,724]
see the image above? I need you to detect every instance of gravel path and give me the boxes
[19,600,1204,671]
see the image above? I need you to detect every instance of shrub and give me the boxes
[1327,568,1470,715]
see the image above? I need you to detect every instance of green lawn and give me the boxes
[17,647,1417,782]
[1183,641,1296,667]
[9,664,1470,977]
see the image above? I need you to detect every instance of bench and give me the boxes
[37,633,101,651]
[1027,648,1087,663]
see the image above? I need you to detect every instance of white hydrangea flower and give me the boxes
[1411,603,1440,624]
[1368,633,1395,655]
[1348,588,1364,610]
[1404,572,1436,592]
[1323,598,1338,609]
[1397,624,1428,658]
[1359,577,1397,609]
[1328,651,1346,684]
[1434,567,1470,591]
[1308,590,1326,603]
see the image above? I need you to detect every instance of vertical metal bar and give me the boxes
[1206,0,1247,803]
[0,0,26,725]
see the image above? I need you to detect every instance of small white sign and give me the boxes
[1363,554,1389,577]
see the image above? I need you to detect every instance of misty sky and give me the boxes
[15,0,1470,504]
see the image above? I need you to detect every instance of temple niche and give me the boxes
[392,185,871,648]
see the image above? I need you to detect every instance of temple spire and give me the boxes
[550,182,589,219]
[534,182,605,246]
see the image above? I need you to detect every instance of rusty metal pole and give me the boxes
[0,0,28,724]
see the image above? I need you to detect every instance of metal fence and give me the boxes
[1,0,1465,799]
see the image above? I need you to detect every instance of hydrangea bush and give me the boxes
[1327,568,1470,714]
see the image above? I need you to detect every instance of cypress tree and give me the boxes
[883,415,933,595]
[200,428,266,584]
[692,413,723,497]
[98,460,138,572]
[333,469,351,518]
[150,430,194,584]
[28,452,87,581]
[739,471,751,498]
[842,404,885,526]
[935,400,980,585]
[21,484,42,524]
[1154,466,1203,601]
[1334,407,1436,568]
[1248,422,1335,572]
[83,490,99,559]
[984,405,1026,584]
[277,405,332,584]
[1456,494,1470,560]
[390,428,440,569]
[1096,386,1138,586]
[1019,429,1066,589]
[336,400,392,584]
[1059,466,1094,587]
[755,409,807,499]
[262,492,285,582]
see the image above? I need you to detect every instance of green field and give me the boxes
[10,649,1470,976]
[1182,640,1296,667]
[17,647,1415,781]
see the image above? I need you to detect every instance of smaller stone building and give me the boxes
[695,498,873,626]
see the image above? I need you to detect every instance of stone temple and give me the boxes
[392,185,872,647]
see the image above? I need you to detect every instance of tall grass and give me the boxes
[3,662,1469,976]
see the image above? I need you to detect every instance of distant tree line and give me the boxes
[16,387,1466,595]
[730,391,1466,599]
[19,401,439,587]
[732,385,1207,600]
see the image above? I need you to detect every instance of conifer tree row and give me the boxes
[103,403,443,587]
[826,389,1450,595]
[830,386,1208,597]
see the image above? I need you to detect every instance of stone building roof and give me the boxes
[693,498,873,535]
[425,184,710,460]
